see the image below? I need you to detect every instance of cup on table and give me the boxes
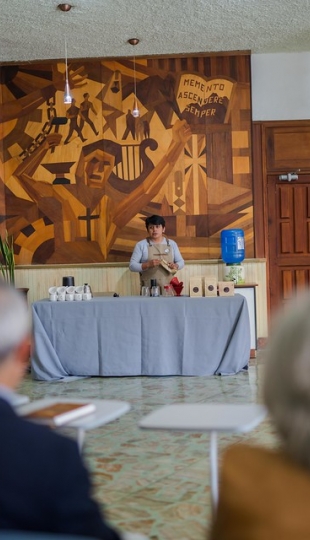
[141,286,150,297]
[163,285,175,297]
[57,286,67,301]
[82,292,92,301]
[66,292,74,301]
[66,286,75,294]
[48,286,57,302]
[74,285,83,301]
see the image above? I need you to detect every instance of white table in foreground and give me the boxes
[18,397,131,451]
[139,403,267,515]
[11,393,30,407]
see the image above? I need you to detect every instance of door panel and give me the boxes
[266,125,310,171]
[267,174,310,312]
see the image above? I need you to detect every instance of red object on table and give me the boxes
[170,278,184,296]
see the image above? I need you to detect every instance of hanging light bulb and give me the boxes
[132,55,140,117]
[132,101,140,118]
[64,39,72,104]
[128,38,140,118]
[111,70,121,94]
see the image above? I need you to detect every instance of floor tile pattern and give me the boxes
[19,354,278,540]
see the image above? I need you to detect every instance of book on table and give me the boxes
[24,402,96,426]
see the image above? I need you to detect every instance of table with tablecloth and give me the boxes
[31,294,250,380]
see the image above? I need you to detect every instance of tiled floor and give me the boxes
[19,353,278,540]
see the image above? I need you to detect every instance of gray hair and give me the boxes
[264,294,310,469]
[0,281,31,362]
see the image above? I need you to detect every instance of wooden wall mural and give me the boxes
[0,55,253,265]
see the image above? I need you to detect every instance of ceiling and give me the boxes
[1,0,310,64]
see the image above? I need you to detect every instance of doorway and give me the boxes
[267,173,310,314]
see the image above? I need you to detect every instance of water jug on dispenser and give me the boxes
[220,229,245,264]
[221,229,245,284]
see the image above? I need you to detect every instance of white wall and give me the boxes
[251,52,310,121]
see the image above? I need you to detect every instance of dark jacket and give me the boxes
[0,398,120,539]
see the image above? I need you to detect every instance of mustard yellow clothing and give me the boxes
[209,444,310,540]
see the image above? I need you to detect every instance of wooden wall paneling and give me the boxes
[206,128,232,182]
[252,122,272,327]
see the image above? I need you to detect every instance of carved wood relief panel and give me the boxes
[0,55,253,264]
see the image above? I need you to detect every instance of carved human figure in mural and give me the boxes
[122,109,136,140]
[64,99,87,144]
[13,119,192,263]
[79,93,99,136]
[135,117,144,141]
[143,119,150,139]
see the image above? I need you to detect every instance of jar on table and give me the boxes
[151,285,160,297]
[163,285,175,296]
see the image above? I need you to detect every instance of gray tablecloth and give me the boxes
[31,294,250,380]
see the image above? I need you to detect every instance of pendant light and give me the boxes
[128,38,140,118]
[111,71,121,94]
[64,39,72,104]
[58,3,72,11]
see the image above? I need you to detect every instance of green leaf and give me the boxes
[0,231,15,284]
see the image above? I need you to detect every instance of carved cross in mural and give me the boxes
[78,208,100,240]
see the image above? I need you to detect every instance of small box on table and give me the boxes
[218,281,235,296]
[204,277,217,297]
[189,277,203,297]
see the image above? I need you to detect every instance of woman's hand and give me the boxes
[169,262,179,270]
[148,259,162,268]
[142,259,161,270]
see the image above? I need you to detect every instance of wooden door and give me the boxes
[267,174,310,313]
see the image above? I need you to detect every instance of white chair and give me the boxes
[139,403,267,515]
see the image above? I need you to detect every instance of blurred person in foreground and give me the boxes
[209,294,310,540]
[0,281,121,539]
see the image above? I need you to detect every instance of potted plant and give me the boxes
[0,231,29,301]
[0,230,15,285]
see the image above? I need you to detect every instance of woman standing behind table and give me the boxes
[129,215,184,292]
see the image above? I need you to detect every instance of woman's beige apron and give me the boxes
[140,238,174,291]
